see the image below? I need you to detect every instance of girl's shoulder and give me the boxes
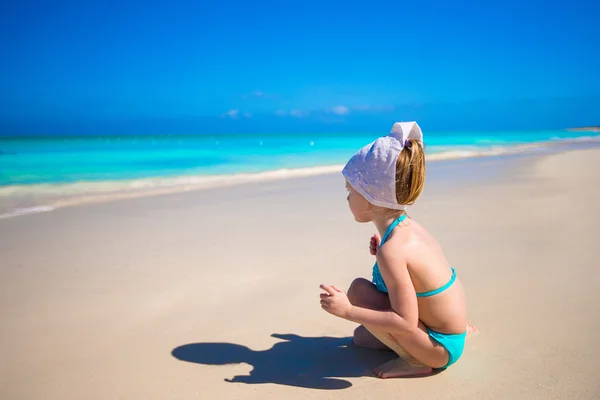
[377,221,430,267]
[377,232,414,266]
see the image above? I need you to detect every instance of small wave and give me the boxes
[551,135,600,142]
[427,146,520,161]
[0,165,347,218]
[0,206,55,219]
[2,136,600,218]
[428,135,600,161]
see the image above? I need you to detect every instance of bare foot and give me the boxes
[353,325,391,350]
[373,358,433,378]
[467,322,478,337]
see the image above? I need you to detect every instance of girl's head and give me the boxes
[342,122,426,222]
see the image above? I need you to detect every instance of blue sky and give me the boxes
[1,0,599,135]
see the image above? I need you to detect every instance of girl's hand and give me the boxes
[319,284,353,319]
[369,234,380,255]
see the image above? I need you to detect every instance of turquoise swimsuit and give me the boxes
[372,214,466,369]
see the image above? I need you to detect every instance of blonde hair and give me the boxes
[371,138,426,220]
[395,138,426,205]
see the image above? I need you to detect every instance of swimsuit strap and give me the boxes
[379,214,407,247]
[416,267,456,297]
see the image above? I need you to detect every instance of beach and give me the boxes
[1,146,600,399]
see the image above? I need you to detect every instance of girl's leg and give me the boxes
[347,278,391,350]
[347,278,447,378]
[347,278,415,360]
[347,278,476,341]
[366,322,446,378]
[353,325,389,350]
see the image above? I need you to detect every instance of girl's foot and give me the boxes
[467,322,478,336]
[373,358,433,378]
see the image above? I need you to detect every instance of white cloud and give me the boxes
[276,106,352,118]
[221,109,240,119]
[242,91,273,99]
[290,109,308,118]
[243,112,252,118]
[275,109,309,118]
[331,105,350,115]
[353,104,395,112]
[271,103,393,119]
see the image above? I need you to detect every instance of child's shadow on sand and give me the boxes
[171,333,398,390]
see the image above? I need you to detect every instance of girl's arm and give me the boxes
[346,246,420,335]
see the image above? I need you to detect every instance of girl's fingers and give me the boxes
[370,245,377,255]
[319,284,336,296]
[320,293,330,300]
[370,234,380,255]
[331,285,343,293]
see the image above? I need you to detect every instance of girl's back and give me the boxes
[386,218,467,334]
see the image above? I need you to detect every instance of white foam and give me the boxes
[0,206,55,220]
[552,135,600,142]
[2,135,600,218]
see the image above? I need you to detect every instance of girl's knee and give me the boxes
[347,278,373,306]
[352,325,369,346]
[352,325,363,341]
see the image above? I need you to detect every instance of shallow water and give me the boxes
[1,130,599,218]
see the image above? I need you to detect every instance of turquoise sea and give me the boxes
[2,129,599,186]
[1,129,599,217]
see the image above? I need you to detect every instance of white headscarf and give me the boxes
[342,121,424,210]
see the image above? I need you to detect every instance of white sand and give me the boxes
[1,148,599,399]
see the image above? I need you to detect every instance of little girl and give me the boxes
[319,122,470,378]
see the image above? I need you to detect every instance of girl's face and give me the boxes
[345,181,373,223]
